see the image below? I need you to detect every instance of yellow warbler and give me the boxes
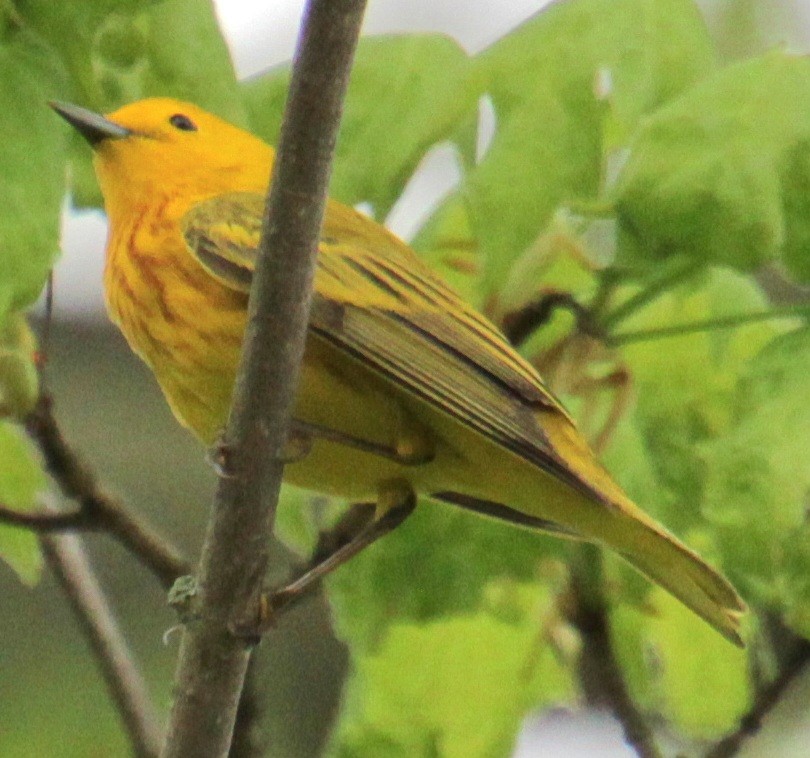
[52,98,745,644]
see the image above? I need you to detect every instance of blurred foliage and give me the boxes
[467,0,716,291]
[612,587,750,737]
[0,324,347,758]
[0,20,69,316]
[243,33,481,219]
[331,582,574,758]
[614,52,810,278]
[2,0,810,756]
[0,421,43,584]
[20,0,245,207]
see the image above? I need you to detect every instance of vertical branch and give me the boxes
[229,655,268,758]
[41,528,162,758]
[160,2,368,757]
[568,546,663,758]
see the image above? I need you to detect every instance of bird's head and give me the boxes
[51,98,273,212]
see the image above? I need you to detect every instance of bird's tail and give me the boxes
[437,485,746,645]
[540,412,747,646]
[437,410,747,646]
[603,499,745,646]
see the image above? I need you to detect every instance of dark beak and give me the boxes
[49,101,131,147]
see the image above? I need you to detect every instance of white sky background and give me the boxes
[220,0,554,77]
[50,2,810,755]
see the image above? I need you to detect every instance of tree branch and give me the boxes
[0,501,88,530]
[20,393,189,588]
[567,545,663,758]
[501,291,603,346]
[502,284,661,758]
[20,284,174,755]
[160,2,368,756]
[705,627,810,758]
[41,524,163,758]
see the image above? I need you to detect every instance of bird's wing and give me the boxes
[181,191,594,496]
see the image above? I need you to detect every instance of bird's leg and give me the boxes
[286,418,434,466]
[249,481,417,630]
[310,501,377,564]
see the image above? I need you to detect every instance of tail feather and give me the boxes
[537,410,746,645]
[434,487,746,645]
[611,512,746,646]
[434,411,747,644]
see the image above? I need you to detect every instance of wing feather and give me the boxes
[182,192,590,494]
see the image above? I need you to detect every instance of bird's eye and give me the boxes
[169,113,197,132]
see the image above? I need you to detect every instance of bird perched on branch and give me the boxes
[52,98,745,644]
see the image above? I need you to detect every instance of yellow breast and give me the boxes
[103,197,248,442]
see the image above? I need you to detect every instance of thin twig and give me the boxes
[0,502,87,530]
[705,633,810,758]
[20,393,188,588]
[501,291,603,346]
[160,2,368,756]
[600,258,699,331]
[608,305,810,346]
[41,521,163,758]
[567,545,663,758]
[92,492,190,589]
[588,269,621,322]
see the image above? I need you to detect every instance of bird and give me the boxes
[51,97,745,644]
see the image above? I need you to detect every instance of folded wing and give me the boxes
[182,192,599,500]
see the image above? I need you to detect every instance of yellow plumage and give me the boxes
[54,97,746,644]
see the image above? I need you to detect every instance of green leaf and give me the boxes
[325,499,566,651]
[600,412,666,527]
[779,137,810,281]
[613,588,750,737]
[649,588,751,735]
[615,267,783,531]
[243,34,479,218]
[0,26,70,314]
[466,0,715,292]
[329,582,574,758]
[19,1,154,206]
[614,52,810,277]
[19,0,238,112]
[0,313,39,419]
[14,1,160,109]
[0,422,45,585]
[137,0,245,122]
[239,64,286,147]
[699,327,810,636]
